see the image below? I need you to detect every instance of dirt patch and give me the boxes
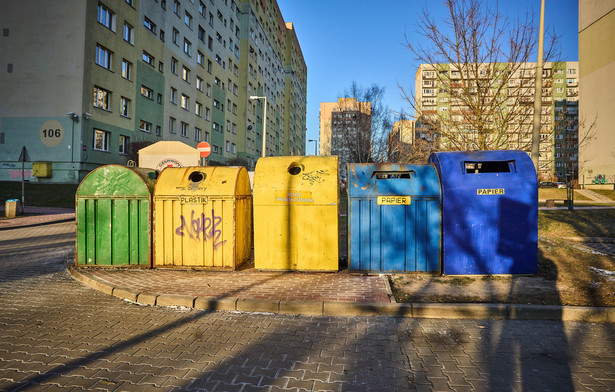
[390,239,615,307]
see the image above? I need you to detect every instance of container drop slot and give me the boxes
[464,161,514,174]
[373,171,415,179]
[287,162,303,175]
[189,171,206,182]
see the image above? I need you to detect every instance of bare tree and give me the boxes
[401,0,560,153]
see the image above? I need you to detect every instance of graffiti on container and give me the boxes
[175,209,226,249]
[302,169,329,185]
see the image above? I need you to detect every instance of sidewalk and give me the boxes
[0,206,75,230]
[2,208,614,322]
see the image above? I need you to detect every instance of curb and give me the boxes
[66,264,615,323]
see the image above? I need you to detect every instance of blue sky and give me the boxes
[276,0,579,154]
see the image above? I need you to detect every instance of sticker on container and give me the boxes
[274,190,314,204]
[477,188,505,195]
[377,196,411,205]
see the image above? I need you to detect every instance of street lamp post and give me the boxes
[308,139,318,156]
[66,112,79,162]
[249,96,267,157]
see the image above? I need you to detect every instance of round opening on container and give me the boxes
[189,171,206,183]
[288,162,302,175]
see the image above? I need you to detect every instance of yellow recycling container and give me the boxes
[253,156,339,271]
[153,166,252,269]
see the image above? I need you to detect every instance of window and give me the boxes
[158,61,164,73]
[173,0,180,15]
[232,123,236,134]
[124,0,133,6]
[195,127,202,141]
[169,117,176,133]
[156,125,161,136]
[143,16,156,33]
[197,51,204,66]
[119,135,129,154]
[157,93,162,104]
[198,26,205,42]
[139,120,152,133]
[207,60,212,73]
[181,122,188,137]
[182,66,190,82]
[181,94,189,109]
[213,122,221,132]
[231,143,236,154]
[141,85,153,99]
[172,28,179,45]
[93,129,110,151]
[95,44,112,70]
[206,84,211,96]
[204,131,210,142]
[170,88,177,103]
[226,120,230,131]
[171,58,177,74]
[205,107,211,120]
[213,99,221,110]
[199,1,206,16]
[159,29,165,42]
[93,86,110,110]
[185,12,192,27]
[184,38,192,56]
[196,76,203,91]
[120,97,131,117]
[142,51,154,66]
[121,59,132,80]
[97,3,115,31]
[226,141,230,152]
[196,101,203,116]
[208,36,213,50]
[123,23,134,44]
[233,84,237,95]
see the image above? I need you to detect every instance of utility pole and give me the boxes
[531,0,546,173]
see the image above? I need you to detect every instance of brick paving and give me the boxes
[84,267,391,303]
[2,220,615,391]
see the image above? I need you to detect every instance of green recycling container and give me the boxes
[76,165,157,267]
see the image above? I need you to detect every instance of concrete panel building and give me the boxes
[0,0,306,183]
[319,98,371,175]
[415,61,579,181]
[579,0,615,187]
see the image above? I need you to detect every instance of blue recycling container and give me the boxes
[347,163,441,273]
[428,150,538,275]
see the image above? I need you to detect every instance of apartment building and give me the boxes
[579,1,615,187]
[0,0,306,183]
[319,98,371,175]
[387,120,414,162]
[415,62,579,181]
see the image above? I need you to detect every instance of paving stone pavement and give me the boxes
[1,222,615,391]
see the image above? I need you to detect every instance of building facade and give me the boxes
[579,1,615,187]
[415,62,579,181]
[386,120,413,162]
[319,98,371,175]
[0,0,306,183]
